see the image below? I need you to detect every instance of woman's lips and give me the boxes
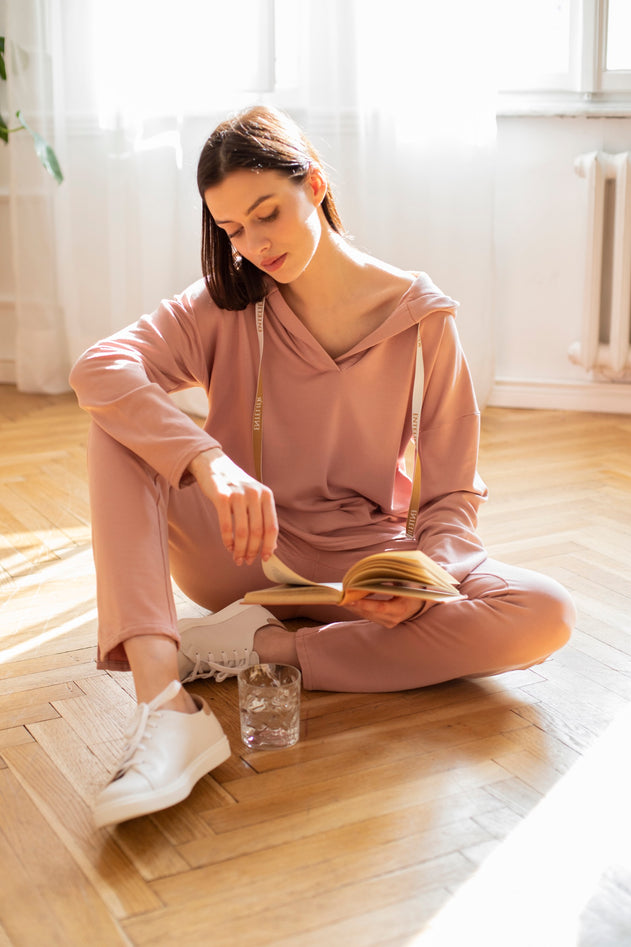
[260,253,287,273]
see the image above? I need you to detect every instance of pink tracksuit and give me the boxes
[70,273,574,691]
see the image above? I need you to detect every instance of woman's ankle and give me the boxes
[124,633,197,712]
[254,625,299,667]
[161,688,198,713]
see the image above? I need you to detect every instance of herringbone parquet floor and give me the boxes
[0,386,630,946]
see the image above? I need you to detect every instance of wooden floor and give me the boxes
[1,385,630,946]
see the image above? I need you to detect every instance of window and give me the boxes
[496,0,572,92]
[605,0,631,72]
[497,0,631,111]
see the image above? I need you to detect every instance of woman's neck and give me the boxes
[274,225,414,359]
[277,227,364,318]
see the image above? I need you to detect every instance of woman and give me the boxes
[70,106,575,828]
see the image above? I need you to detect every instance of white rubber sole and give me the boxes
[93,735,231,829]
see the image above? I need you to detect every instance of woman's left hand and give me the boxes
[347,594,431,629]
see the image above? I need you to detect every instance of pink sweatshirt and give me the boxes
[70,272,488,581]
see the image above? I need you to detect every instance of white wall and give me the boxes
[491,114,631,413]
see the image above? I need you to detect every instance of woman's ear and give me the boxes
[306,165,327,206]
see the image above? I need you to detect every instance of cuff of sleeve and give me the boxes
[172,438,222,489]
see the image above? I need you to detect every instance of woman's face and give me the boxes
[204,168,326,283]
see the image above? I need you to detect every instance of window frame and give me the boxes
[497,0,631,116]
[597,0,631,92]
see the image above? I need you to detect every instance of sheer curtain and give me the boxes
[4,0,72,392]
[281,0,498,404]
[4,0,497,404]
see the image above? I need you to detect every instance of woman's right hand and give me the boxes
[188,448,278,566]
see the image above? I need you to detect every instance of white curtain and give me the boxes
[2,0,497,404]
[282,1,498,405]
[3,0,71,392]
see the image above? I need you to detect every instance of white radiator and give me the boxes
[569,151,631,380]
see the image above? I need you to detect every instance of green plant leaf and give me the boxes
[15,110,63,184]
[0,37,6,81]
[0,112,8,144]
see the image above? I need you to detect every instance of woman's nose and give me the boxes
[247,230,271,258]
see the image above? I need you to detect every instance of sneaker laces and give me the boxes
[112,680,181,779]
[180,647,255,684]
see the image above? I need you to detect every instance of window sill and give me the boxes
[497,91,631,118]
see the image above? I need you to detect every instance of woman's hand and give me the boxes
[188,448,278,565]
[347,594,431,629]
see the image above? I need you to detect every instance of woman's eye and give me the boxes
[227,209,277,240]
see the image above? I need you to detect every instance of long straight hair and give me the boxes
[197,106,344,310]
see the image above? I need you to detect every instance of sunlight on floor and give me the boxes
[0,529,90,573]
[0,544,97,663]
[409,704,631,946]
[0,607,98,665]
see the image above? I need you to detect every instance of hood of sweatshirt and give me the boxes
[262,271,459,370]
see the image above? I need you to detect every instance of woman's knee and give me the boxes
[531,573,576,654]
[497,569,575,669]
[88,421,158,483]
[464,560,575,671]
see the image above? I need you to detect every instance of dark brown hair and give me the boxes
[197,105,344,310]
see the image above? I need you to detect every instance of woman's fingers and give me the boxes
[226,488,250,563]
[240,488,263,565]
[215,482,276,564]
[214,489,239,555]
[349,595,428,628]
[189,449,278,564]
[226,481,278,565]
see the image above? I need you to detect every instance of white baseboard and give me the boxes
[488,378,631,414]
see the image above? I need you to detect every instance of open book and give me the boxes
[242,549,464,606]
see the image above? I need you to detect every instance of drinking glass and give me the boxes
[238,663,301,749]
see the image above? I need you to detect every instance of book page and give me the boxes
[344,550,458,590]
[262,554,321,587]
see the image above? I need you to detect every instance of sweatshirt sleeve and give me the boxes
[69,285,222,488]
[414,312,488,581]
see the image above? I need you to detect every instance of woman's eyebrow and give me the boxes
[215,193,276,225]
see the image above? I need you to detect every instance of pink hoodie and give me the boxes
[70,272,487,581]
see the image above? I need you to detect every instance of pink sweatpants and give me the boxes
[88,423,575,692]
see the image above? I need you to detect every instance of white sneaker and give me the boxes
[93,680,230,828]
[177,601,286,684]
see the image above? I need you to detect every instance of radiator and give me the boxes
[569,151,631,380]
